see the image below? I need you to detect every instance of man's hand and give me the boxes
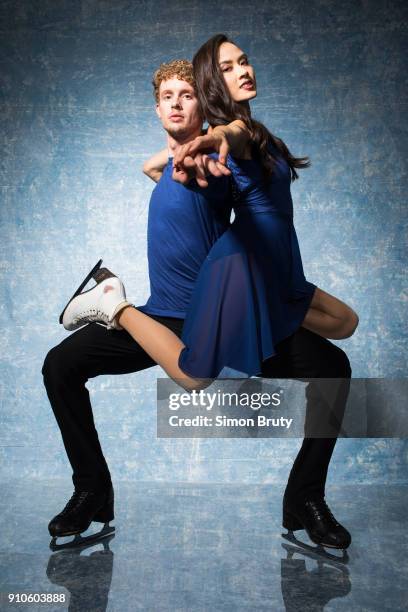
[172,151,231,188]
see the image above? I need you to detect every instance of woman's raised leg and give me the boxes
[116,306,211,391]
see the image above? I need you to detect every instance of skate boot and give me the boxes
[282,494,352,550]
[48,486,114,539]
[60,260,131,331]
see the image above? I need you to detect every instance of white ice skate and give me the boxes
[60,260,131,331]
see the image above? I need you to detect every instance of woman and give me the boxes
[62,34,358,390]
[173,34,359,380]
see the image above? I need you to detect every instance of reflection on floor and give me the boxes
[0,482,406,611]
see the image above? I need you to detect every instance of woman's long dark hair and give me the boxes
[192,34,310,181]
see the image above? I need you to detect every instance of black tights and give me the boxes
[260,328,351,501]
[42,318,351,498]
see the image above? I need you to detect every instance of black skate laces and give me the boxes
[60,491,96,516]
[305,498,340,526]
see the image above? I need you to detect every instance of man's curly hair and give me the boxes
[152,59,196,102]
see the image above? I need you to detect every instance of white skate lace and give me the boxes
[73,308,110,325]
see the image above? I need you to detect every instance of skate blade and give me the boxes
[282,531,349,564]
[59,259,103,324]
[49,522,115,552]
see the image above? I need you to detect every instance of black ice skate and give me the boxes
[48,486,115,551]
[282,495,352,551]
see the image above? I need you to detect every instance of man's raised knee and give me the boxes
[42,347,59,380]
[41,345,77,385]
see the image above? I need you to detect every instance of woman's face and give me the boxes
[218,42,257,103]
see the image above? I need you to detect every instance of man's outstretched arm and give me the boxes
[142,148,169,183]
[143,146,232,186]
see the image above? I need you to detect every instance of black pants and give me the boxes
[42,317,351,499]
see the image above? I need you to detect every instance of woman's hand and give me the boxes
[173,131,231,168]
[172,120,251,186]
[172,151,231,188]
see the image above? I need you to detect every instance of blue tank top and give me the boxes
[138,159,232,318]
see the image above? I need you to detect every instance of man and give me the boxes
[42,59,234,541]
[42,60,352,550]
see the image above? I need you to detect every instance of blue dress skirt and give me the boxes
[178,145,316,378]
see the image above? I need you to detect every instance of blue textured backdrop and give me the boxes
[1,0,407,484]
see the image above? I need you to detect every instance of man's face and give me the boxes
[156,78,202,139]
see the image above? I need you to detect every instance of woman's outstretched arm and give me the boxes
[210,120,252,161]
[116,306,211,392]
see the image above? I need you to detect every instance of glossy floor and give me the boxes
[0,481,406,611]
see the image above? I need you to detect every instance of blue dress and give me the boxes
[178,143,316,378]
